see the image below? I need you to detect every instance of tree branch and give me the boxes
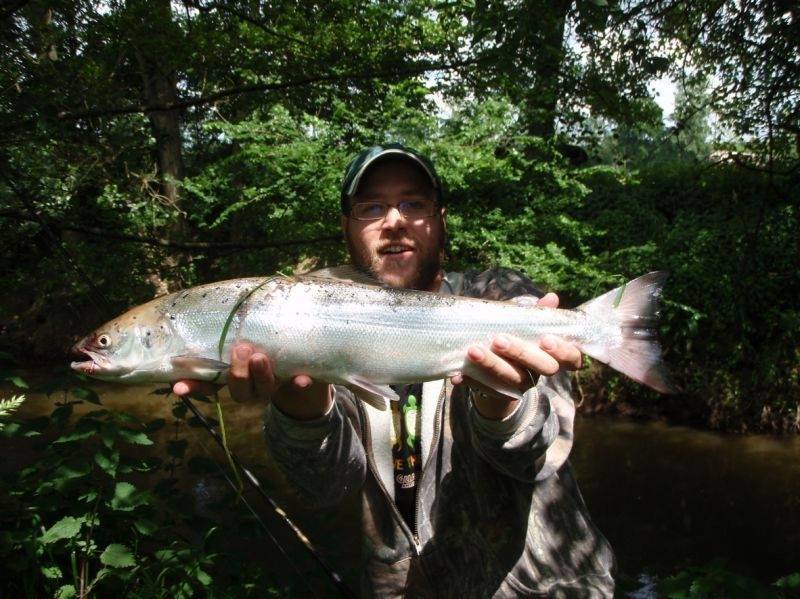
[0,208,342,251]
[55,58,481,120]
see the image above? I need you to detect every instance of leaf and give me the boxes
[53,429,95,444]
[150,387,172,396]
[41,516,83,544]
[41,565,62,579]
[128,456,161,473]
[71,387,102,405]
[167,439,189,459]
[5,375,29,389]
[172,403,188,419]
[775,572,800,589]
[94,448,120,477]
[195,567,212,586]
[133,518,158,536]
[50,404,74,424]
[53,459,92,481]
[99,543,136,568]
[110,482,150,511]
[56,585,77,599]
[118,428,153,446]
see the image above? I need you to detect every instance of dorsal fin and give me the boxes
[306,264,383,286]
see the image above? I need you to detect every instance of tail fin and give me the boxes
[578,272,678,394]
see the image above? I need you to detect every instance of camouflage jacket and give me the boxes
[263,268,616,597]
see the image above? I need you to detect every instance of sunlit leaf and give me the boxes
[100,543,136,568]
[118,429,153,446]
[55,585,77,599]
[41,516,83,544]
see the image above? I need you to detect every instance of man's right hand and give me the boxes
[172,343,333,420]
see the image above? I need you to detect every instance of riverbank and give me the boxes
[3,373,798,592]
[3,354,799,436]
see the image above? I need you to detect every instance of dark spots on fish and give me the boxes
[169,315,176,321]
[201,292,207,298]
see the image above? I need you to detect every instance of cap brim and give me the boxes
[344,149,439,199]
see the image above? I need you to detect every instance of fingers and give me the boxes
[466,346,530,389]
[249,353,276,400]
[229,344,277,403]
[455,332,582,397]
[537,292,559,309]
[538,335,582,370]
[491,335,560,377]
[172,379,219,397]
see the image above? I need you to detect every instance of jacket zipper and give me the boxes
[358,399,422,555]
[357,382,446,556]
[412,382,446,550]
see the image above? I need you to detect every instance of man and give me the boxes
[174,144,616,597]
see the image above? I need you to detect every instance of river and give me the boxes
[4,376,799,594]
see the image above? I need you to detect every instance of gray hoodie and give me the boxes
[264,268,616,597]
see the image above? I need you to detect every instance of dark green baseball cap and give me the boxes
[340,143,442,213]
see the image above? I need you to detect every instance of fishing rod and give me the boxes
[180,395,357,599]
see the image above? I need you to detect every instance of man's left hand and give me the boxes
[450,292,582,420]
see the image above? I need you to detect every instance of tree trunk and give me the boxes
[520,0,571,138]
[133,26,184,208]
[129,0,187,291]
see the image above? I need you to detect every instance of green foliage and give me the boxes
[0,395,25,429]
[1,1,798,433]
[0,375,285,597]
[658,559,796,598]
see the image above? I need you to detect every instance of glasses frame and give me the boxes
[348,199,440,222]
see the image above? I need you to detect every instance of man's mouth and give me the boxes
[378,243,414,257]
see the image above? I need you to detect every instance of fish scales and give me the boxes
[71,271,677,405]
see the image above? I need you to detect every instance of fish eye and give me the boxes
[97,334,111,347]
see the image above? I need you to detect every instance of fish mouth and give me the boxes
[69,345,104,375]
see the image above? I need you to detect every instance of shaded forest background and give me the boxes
[2,0,798,433]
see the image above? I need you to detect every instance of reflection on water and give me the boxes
[572,415,800,583]
[6,378,800,588]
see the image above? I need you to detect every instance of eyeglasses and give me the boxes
[349,200,438,221]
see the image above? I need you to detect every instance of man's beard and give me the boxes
[345,232,443,291]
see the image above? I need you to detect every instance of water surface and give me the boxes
[5,378,799,591]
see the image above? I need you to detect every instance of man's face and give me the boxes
[341,158,446,291]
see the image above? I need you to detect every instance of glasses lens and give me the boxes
[351,202,386,220]
[399,200,436,219]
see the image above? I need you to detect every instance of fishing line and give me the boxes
[182,403,324,599]
[180,395,357,599]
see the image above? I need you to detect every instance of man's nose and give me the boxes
[381,205,405,229]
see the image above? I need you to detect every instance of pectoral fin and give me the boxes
[171,355,230,380]
[510,295,540,308]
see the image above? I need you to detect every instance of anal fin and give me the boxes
[337,375,399,411]
[171,355,230,380]
[461,362,525,402]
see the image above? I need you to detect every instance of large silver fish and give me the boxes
[71,267,676,408]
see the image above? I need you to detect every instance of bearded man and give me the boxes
[175,144,616,597]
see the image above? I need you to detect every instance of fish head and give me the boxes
[70,301,180,382]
